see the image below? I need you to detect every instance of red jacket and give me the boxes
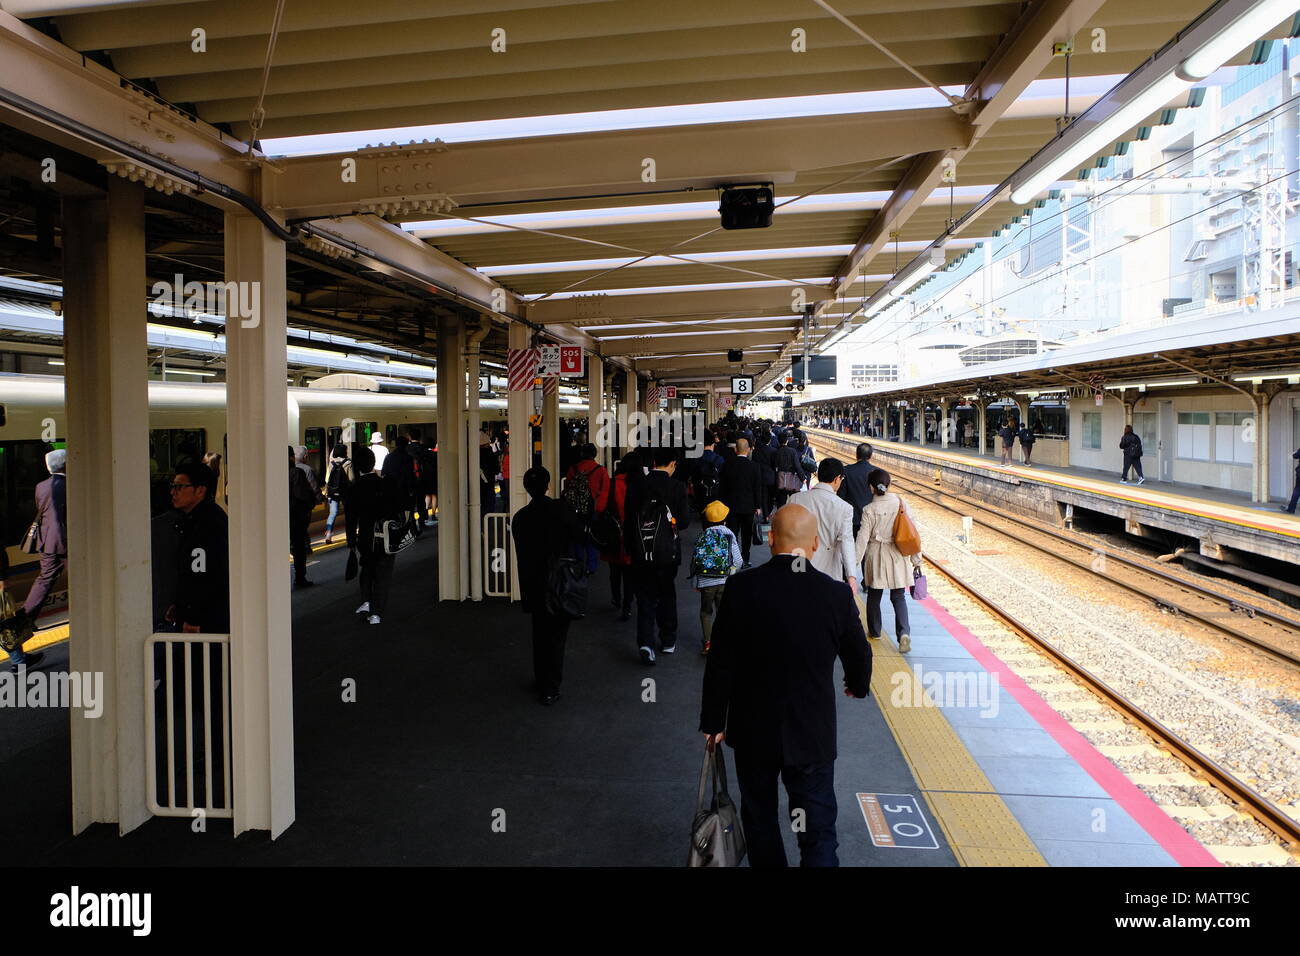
[564,458,610,514]
[601,472,632,566]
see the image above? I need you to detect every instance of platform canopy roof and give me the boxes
[0,0,1284,390]
[798,307,1300,406]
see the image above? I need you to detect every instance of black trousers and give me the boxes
[289,508,312,582]
[727,513,754,565]
[1122,454,1144,480]
[733,749,839,867]
[531,609,570,697]
[608,563,634,613]
[632,563,678,650]
[866,587,910,638]
[359,549,395,615]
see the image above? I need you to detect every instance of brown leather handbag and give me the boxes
[892,497,922,556]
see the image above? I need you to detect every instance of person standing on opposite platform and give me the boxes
[1119,424,1145,485]
[1281,447,1300,514]
[1018,419,1037,467]
[998,417,1018,466]
[512,466,584,705]
[700,504,871,867]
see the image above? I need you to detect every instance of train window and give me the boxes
[149,428,207,516]
[0,439,58,559]
[385,424,397,445]
[304,427,325,486]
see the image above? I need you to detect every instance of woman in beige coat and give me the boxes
[854,469,922,653]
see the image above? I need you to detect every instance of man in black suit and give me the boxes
[720,436,762,567]
[837,442,875,539]
[700,504,872,867]
[624,446,691,665]
[512,466,583,704]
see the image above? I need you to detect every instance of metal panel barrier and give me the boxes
[484,512,512,597]
[144,633,232,819]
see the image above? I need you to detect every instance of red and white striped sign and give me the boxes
[645,383,660,406]
[543,376,557,395]
[508,348,539,391]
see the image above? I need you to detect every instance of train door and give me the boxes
[1158,400,1174,482]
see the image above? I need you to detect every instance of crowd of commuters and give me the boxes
[505,410,937,866]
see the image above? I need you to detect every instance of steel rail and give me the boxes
[807,430,1300,666]
[919,553,1300,848]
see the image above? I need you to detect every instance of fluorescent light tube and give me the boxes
[1181,0,1297,80]
[1009,73,1191,205]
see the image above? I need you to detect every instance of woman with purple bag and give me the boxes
[853,469,923,654]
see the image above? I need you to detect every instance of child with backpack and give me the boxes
[690,500,742,655]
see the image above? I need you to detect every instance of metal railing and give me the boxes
[484,512,512,597]
[144,633,232,819]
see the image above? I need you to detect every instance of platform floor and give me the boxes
[812,429,1300,539]
[0,513,1214,866]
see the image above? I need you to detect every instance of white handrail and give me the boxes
[144,633,232,820]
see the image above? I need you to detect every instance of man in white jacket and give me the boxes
[787,457,857,593]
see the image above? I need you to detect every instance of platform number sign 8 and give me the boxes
[731,376,754,396]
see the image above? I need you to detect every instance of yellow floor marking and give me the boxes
[3,536,351,663]
[861,604,1047,866]
[0,623,71,663]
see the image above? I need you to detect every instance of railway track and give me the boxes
[920,552,1300,849]
[808,430,1300,668]
[806,428,1300,848]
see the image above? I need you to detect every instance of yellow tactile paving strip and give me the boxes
[0,535,354,665]
[0,623,70,663]
[864,602,1047,867]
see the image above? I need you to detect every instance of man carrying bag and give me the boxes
[688,746,746,867]
[512,466,585,706]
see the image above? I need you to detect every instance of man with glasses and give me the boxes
[162,462,229,633]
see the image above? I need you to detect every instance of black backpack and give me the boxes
[545,556,589,620]
[635,494,677,566]
[326,458,351,499]
[562,466,595,517]
[695,458,720,503]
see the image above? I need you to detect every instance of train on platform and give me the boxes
[0,372,588,605]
